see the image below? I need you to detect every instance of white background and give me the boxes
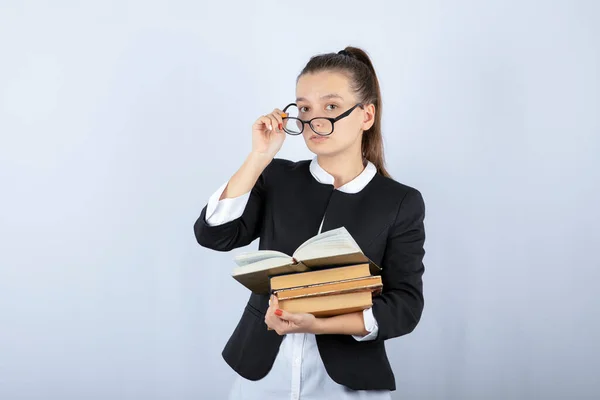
[1,1,599,399]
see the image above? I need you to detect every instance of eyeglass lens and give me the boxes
[283,105,333,135]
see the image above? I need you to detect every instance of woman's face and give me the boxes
[294,70,373,157]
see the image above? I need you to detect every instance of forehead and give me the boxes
[296,71,354,102]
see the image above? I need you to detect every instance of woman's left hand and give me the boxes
[265,295,320,335]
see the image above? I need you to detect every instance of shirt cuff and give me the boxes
[352,307,379,341]
[204,181,251,226]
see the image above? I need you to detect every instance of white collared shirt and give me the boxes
[205,156,390,400]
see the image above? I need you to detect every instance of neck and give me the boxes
[317,149,366,189]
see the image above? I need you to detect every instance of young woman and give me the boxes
[194,46,426,399]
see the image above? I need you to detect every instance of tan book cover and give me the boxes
[274,275,382,301]
[278,291,374,318]
[270,263,372,292]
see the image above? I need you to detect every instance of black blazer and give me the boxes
[193,158,426,391]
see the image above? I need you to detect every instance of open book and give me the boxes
[231,227,381,294]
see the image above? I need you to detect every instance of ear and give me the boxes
[361,104,376,131]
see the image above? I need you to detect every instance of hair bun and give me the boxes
[337,49,351,57]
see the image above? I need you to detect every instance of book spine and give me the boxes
[275,283,383,301]
[272,275,380,293]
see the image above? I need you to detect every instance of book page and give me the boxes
[293,238,361,263]
[233,250,291,267]
[231,255,294,276]
[293,227,359,259]
[293,227,348,252]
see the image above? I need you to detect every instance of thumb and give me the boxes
[270,294,279,308]
[276,309,303,324]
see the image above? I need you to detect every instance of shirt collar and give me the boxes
[309,156,377,194]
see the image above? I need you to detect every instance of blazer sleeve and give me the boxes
[371,187,426,341]
[193,162,271,252]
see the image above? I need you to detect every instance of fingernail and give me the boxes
[269,125,272,130]
[275,309,283,317]
[278,123,283,130]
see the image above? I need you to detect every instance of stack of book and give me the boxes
[231,227,382,317]
[270,263,382,317]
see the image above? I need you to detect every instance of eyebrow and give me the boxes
[296,94,344,103]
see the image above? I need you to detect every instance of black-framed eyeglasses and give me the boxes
[281,103,364,136]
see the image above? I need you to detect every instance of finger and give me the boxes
[265,316,277,331]
[265,313,286,333]
[271,294,279,308]
[266,304,279,323]
[267,294,278,311]
[265,301,277,320]
[254,116,272,132]
[264,116,274,132]
[270,109,284,131]
[273,307,301,325]
[265,303,283,323]
[273,108,287,119]
[264,314,273,327]
[266,115,279,133]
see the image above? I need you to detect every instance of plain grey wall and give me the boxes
[1,1,599,399]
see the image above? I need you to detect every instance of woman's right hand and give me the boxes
[217,109,287,202]
[251,108,287,159]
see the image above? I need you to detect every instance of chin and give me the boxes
[308,145,340,158]
[305,139,325,150]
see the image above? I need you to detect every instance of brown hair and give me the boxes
[297,46,391,178]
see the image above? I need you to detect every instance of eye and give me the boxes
[299,106,309,113]
[325,104,338,111]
